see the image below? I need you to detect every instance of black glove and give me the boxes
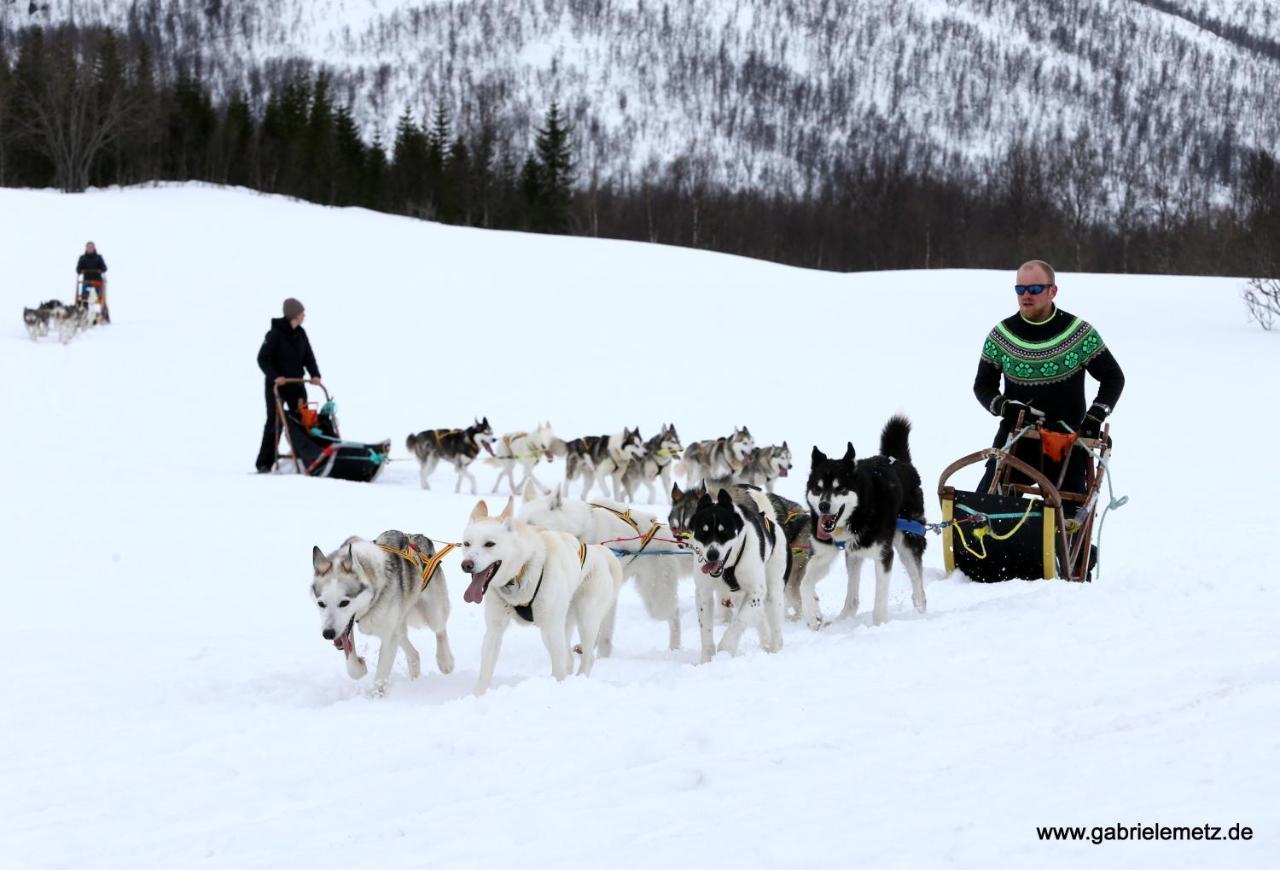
[1078,404,1107,439]
[1000,398,1045,427]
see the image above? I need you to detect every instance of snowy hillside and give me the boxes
[4,0,1278,197]
[2,185,1277,869]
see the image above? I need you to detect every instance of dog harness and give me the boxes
[590,503,663,557]
[511,545,588,623]
[378,540,454,590]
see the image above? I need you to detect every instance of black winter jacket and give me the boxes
[257,318,321,382]
[76,252,107,281]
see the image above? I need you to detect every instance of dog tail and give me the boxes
[880,415,912,464]
[405,432,419,453]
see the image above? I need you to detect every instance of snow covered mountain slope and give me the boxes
[4,0,1278,197]
[1,185,1276,869]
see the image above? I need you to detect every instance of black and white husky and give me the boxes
[686,489,788,662]
[804,415,927,628]
[561,428,645,499]
[406,417,495,493]
[670,480,813,624]
[619,424,682,502]
[310,531,455,696]
[681,426,754,485]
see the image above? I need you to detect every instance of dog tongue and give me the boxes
[463,574,488,604]
[701,562,721,575]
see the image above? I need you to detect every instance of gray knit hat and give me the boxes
[283,297,305,318]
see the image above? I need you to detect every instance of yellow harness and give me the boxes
[378,540,456,590]
[589,503,662,555]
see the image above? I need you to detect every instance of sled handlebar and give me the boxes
[272,378,332,402]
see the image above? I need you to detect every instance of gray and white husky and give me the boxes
[460,497,623,695]
[562,428,645,499]
[519,482,690,651]
[737,443,792,493]
[619,424,682,503]
[685,489,788,662]
[311,531,455,695]
[406,417,496,493]
[682,426,755,485]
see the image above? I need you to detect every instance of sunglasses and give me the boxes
[1014,283,1054,296]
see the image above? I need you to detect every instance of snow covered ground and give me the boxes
[1,185,1276,869]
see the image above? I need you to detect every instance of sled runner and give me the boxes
[270,379,391,482]
[936,417,1116,582]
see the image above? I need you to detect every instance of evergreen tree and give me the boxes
[531,102,575,232]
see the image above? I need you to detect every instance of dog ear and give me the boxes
[549,488,563,509]
[842,442,856,462]
[716,489,734,508]
[696,492,713,510]
[782,440,788,450]
[671,481,683,500]
[811,445,826,464]
[469,500,489,522]
[312,546,332,575]
[339,543,354,573]
[521,478,539,503]
[498,495,515,522]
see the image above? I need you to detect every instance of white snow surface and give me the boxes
[2,185,1276,869]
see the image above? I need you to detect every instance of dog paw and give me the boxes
[913,597,927,614]
[369,680,388,698]
[437,651,455,675]
[699,647,716,665]
[805,615,825,631]
[347,657,369,679]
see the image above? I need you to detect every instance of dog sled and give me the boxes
[269,379,391,482]
[936,417,1121,582]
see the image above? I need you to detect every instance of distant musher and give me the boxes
[76,241,110,324]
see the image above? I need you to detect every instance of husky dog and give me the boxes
[805,415,927,628]
[406,417,495,493]
[682,426,754,485]
[561,428,645,499]
[670,480,813,624]
[310,530,455,695]
[519,482,690,651]
[23,306,50,340]
[489,422,560,495]
[461,497,623,695]
[619,424,682,503]
[737,443,792,492]
[685,489,788,662]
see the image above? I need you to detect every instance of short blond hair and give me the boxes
[1019,259,1056,283]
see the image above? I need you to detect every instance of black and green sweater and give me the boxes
[973,306,1125,432]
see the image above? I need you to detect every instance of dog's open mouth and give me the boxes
[816,513,839,542]
[701,560,725,578]
[464,561,501,603]
[778,467,789,477]
[333,620,355,656]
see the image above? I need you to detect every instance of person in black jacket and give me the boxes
[973,259,1125,496]
[75,241,111,324]
[255,298,323,472]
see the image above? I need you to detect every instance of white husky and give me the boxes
[519,482,690,650]
[311,531,455,695]
[489,422,560,495]
[460,497,623,695]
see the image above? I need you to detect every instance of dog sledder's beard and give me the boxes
[464,561,501,603]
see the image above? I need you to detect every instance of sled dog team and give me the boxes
[405,418,793,500]
[313,416,927,696]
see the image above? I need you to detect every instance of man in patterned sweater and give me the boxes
[974,260,1125,496]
